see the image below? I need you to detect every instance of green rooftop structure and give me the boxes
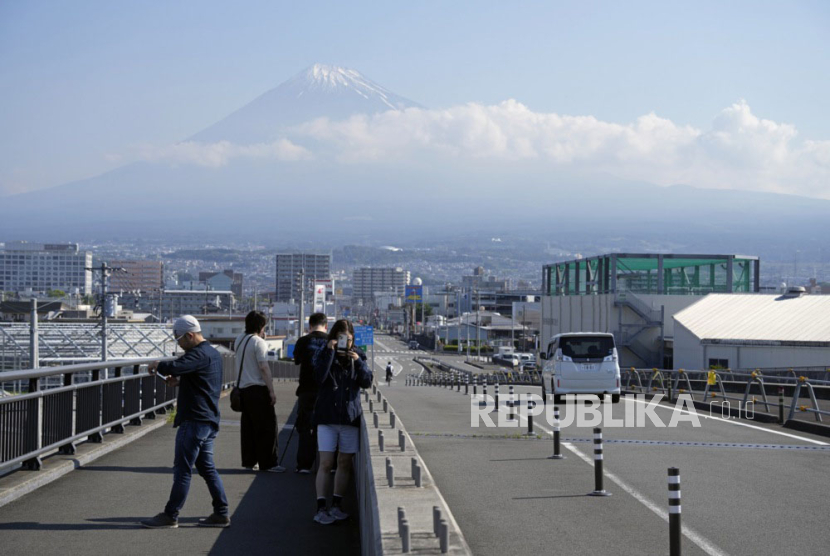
[542,253,760,297]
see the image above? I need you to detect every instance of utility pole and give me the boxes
[29,297,39,369]
[298,268,305,339]
[476,288,481,361]
[86,262,125,365]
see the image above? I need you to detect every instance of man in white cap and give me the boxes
[140,315,230,529]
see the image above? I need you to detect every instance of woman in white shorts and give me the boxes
[310,319,373,524]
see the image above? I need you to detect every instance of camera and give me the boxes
[336,333,350,353]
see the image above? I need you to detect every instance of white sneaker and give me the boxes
[313,509,335,525]
[328,507,349,521]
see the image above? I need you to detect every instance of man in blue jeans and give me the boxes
[140,315,230,529]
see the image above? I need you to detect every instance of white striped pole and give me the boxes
[495,382,500,412]
[548,406,564,459]
[508,385,515,420]
[465,374,469,395]
[473,375,478,396]
[588,427,611,496]
[481,382,488,408]
[525,395,534,435]
[669,467,681,556]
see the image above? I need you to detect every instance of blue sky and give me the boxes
[1,1,829,196]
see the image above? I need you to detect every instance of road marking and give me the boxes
[561,439,730,556]
[508,387,829,446]
[521,408,730,556]
[623,395,829,446]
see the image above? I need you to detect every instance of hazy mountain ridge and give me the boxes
[1,64,827,263]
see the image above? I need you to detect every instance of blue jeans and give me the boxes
[164,420,229,519]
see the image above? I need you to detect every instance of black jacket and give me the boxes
[156,341,222,428]
[311,346,373,426]
[294,331,328,396]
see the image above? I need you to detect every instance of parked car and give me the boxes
[408,341,419,350]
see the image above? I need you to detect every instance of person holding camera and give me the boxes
[234,310,279,472]
[141,315,230,529]
[310,319,373,524]
[293,312,328,474]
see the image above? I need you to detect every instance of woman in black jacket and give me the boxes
[310,319,373,524]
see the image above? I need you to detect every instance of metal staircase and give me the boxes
[614,290,664,367]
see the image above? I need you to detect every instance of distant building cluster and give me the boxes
[275,252,331,302]
[352,267,410,302]
[0,241,92,295]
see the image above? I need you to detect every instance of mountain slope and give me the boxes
[191,64,422,143]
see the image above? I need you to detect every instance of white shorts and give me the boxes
[317,424,360,454]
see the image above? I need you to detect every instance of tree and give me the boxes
[47,289,66,298]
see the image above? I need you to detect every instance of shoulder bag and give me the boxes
[230,334,254,412]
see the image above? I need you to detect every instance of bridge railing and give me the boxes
[622,367,830,423]
[0,354,245,473]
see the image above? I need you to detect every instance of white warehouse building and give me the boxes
[673,289,830,371]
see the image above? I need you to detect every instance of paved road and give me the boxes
[0,382,360,556]
[374,334,830,556]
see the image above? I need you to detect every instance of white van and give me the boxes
[541,332,621,403]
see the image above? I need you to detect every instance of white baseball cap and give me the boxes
[173,315,201,337]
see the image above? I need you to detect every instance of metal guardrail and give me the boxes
[413,357,543,386]
[1,354,244,472]
[621,367,830,423]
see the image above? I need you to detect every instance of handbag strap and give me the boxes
[236,334,254,387]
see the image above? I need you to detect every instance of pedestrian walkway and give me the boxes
[0,382,360,556]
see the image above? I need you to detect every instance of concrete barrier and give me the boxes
[358,395,472,554]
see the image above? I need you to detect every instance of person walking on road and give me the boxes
[385,361,393,387]
[141,315,230,529]
[293,312,328,474]
[235,311,280,472]
[311,319,373,524]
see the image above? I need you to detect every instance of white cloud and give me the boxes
[136,100,830,199]
[140,138,311,167]
[294,99,830,199]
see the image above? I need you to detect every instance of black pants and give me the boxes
[240,385,278,469]
[295,393,317,471]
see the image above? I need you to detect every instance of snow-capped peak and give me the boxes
[293,63,404,110]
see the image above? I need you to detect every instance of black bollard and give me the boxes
[509,385,515,420]
[548,406,564,459]
[526,396,534,435]
[668,467,681,556]
[588,427,610,496]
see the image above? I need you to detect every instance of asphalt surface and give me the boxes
[0,382,360,556]
[376,334,830,556]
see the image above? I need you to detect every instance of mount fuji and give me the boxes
[0,63,828,255]
[191,64,421,143]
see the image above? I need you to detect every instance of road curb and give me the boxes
[364,390,473,555]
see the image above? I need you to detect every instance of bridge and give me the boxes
[1,334,828,555]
